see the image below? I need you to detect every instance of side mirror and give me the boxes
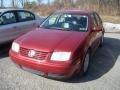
[92,26,102,32]
[36,22,42,28]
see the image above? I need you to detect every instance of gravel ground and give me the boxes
[0,33,120,90]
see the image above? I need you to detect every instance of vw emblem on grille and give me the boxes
[28,50,36,57]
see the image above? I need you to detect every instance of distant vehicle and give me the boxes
[0,9,44,44]
[9,10,104,80]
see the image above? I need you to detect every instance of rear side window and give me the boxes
[17,11,35,22]
[91,14,97,26]
[0,12,16,25]
[94,13,102,26]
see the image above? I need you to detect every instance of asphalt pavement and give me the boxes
[0,33,120,90]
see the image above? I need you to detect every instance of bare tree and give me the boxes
[63,0,70,8]
[53,0,63,8]
[70,0,74,7]
[12,0,15,7]
[48,0,50,6]
[1,0,3,7]
[18,0,25,7]
[116,0,120,15]
[37,0,42,6]
[98,0,105,13]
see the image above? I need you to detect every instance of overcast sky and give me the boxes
[0,0,52,7]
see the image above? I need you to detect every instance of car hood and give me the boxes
[16,29,88,52]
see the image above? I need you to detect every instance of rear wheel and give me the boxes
[99,35,104,47]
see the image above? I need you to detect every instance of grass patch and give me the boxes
[101,15,120,23]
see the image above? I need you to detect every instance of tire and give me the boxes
[83,52,90,74]
[99,35,104,47]
[78,51,90,76]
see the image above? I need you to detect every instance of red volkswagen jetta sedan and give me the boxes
[9,10,104,79]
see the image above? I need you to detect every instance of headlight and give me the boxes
[11,42,20,53]
[51,52,71,61]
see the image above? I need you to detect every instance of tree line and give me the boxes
[0,0,120,15]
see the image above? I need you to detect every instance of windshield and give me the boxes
[40,13,88,32]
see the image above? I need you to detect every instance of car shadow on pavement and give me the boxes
[67,37,120,83]
[0,42,12,59]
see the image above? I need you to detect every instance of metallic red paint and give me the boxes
[9,10,104,79]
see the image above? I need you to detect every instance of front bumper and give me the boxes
[9,50,77,79]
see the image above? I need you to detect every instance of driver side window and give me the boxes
[48,14,58,25]
[42,14,59,27]
[0,12,16,25]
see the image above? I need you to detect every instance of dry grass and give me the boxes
[101,15,120,23]
[25,5,120,24]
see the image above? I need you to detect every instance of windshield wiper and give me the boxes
[49,27,63,30]
[49,27,72,31]
[40,26,72,31]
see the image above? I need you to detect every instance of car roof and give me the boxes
[55,10,94,15]
[0,8,31,13]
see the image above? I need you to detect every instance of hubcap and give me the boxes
[84,53,89,72]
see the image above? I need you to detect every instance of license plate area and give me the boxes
[22,66,44,76]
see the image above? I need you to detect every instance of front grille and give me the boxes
[20,47,48,60]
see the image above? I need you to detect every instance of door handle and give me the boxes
[13,26,17,29]
[33,23,36,26]
[34,23,40,27]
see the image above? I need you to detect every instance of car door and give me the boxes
[0,11,18,44]
[89,13,99,53]
[15,10,38,36]
[94,13,104,45]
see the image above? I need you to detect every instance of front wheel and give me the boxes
[83,52,90,73]
[78,51,90,76]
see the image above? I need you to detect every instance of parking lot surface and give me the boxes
[0,33,120,90]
